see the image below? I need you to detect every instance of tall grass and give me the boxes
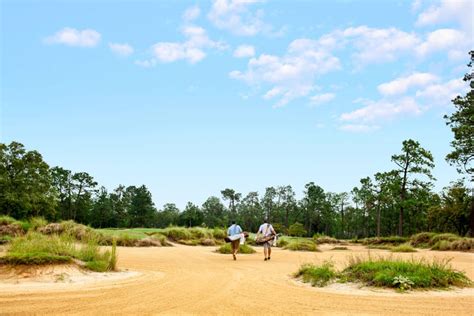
[294,262,336,286]
[391,244,417,253]
[284,239,319,252]
[0,232,117,272]
[216,243,256,254]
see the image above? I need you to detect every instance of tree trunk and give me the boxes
[376,200,381,237]
[469,188,474,237]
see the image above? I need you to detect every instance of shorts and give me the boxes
[263,241,272,249]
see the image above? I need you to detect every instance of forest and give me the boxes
[1,52,472,238]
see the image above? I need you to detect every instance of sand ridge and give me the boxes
[0,244,473,315]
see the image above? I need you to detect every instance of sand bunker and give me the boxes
[0,244,473,315]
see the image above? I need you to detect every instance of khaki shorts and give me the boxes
[263,240,273,249]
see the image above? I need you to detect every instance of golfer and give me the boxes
[227,221,243,260]
[256,218,276,261]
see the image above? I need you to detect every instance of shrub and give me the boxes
[288,222,307,237]
[0,215,17,225]
[391,244,417,253]
[429,233,460,246]
[410,232,437,247]
[0,253,72,265]
[330,246,348,251]
[212,228,227,240]
[216,243,256,254]
[200,238,216,246]
[189,227,212,239]
[28,217,48,231]
[161,227,192,241]
[294,262,337,287]
[284,239,318,252]
[314,235,339,244]
[360,236,408,246]
[276,237,289,248]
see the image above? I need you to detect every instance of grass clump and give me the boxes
[330,246,348,251]
[216,243,256,254]
[360,236,409,246]
[284,239,318,252]
[1,232,117,272]
[294,262,336,287]
[276,237,289,248]
[313,235,339,244]
[410,232,437,248]
[341,257,471,291]
[391,244,417,253]
[161,227,192,241]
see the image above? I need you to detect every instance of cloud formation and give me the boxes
[44,28,101,47]
[233,45,255,58]
[377,72,439,96]
[109,43,134,57]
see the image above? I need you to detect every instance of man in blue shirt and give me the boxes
[227,221,243,260]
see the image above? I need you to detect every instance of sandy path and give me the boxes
[1,244,473,315]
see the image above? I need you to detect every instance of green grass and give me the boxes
[358,236,409,246]
[0,215,17,225]
[410,232,437,248]
[284,239,319,252]
[216,243,256,254]
[2,232,117,272]
[341,257,471,290]
[391,244,417,253]
[313,235,339,244]
[294,262,337,287]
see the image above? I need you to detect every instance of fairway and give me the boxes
[1,245,473,315]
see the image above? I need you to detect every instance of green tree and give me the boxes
[391,139,435,236]
[221,188,241,219]
[178,202,203,227]
[128,185,156,227]
[288,222,307,237]
[202,196,226,227]
[445,51,474,236]
[0,141,56,219]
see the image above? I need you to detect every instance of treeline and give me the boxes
[0,139,471,237]
[0,52,472,237]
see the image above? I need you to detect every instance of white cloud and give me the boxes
[233,45,255,58]
[416,0,473,31]
[411,0,423,12]
[183,5,201,22]
[341,26,420,65]
[377,72,439,96]
[135,59,157,68]
[309,93,335,106]
[109,43,134,57]
[230,38,341,107]
[44,28,101,47]
[415,28,468,58]
[150,23,226,64]
[208,0,274,36]
[339,124,380,133]
[340,97,422,123]
[416,78,468,104]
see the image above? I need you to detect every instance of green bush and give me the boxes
[284,239,318,252]
[161,227,192,241]
[410,232,437,247]
[391,244,417,253]
[276,237,289,248]
[0,215,17,225]
[429,233,460,246]
[216,243,256,254]
[294,262,336,286]
[212,228,227,240]
[288,222,307,237]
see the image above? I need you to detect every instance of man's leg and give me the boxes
[263,243,268,260]
[268,246,272,260]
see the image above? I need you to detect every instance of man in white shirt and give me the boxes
[227,221,243,260]
[256,218,276,261]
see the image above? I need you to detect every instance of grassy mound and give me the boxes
[409,232,437,248]
[295,257,472,291]
[313,235,340,244]
[284,239,318,252]
[216,243,256,254]
[330,246,349,251]
[408,232,473,252]
[0,232,117,272]
[357,236,409,246]
[391,244,417,253]
[294,262,337,286]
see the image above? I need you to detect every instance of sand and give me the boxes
[0,244,473,315]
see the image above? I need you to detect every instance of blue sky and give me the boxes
[1,0,472,208]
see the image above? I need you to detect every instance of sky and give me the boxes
[1,0,473,209]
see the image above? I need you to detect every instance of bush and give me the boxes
[161,227,192,241]
[429,233,460,246]
[284,239,318,252]
[330,246,348,250]
[341,257,471,290]
[314,235,339,244]
[410,232,437,247]
[288,222,307,237]
[360,236,408,246]
[216,243,256,254]
[391,244,417,253]
[0,215,17,225]
[28,217,48,231]
[276,237,289,248]
[0,253,72,265]
[212,228,227,240]
[294,262,336,287]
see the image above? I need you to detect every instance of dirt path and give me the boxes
[1,245,473,315]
